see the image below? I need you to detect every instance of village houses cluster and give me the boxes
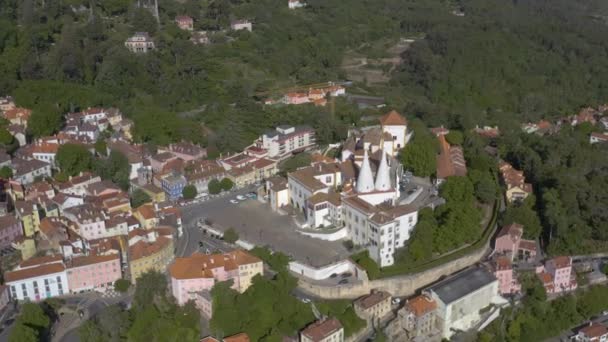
[521,104,608,144]
[1,89,604,342]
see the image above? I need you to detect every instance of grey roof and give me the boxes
[427,267,496,305]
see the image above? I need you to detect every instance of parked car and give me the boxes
[246,192,257,199]
[392,298,401,305]
[338,279,349,285]
[229,199,239,204]
[236,195,246,201]
[300,298,311,304]
[330,273,338,278]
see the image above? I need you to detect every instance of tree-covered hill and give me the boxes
[2,0,608,150]
[393,0,608,127]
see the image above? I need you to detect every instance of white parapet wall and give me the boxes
[297,227,348,241]
[236,240,255,250]
[289,259,368,281]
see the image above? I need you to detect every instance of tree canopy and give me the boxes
[210,272,315,341]
[56,143,93,176]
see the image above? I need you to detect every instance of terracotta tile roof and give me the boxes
[39,217,67,237]
[355,291,391,310]
[31,143,59,154]
[538,271,553,285]
[268,176,288,192]
[153,152,177,163]
[495,256,512,271]
[251,158,275,169]
[551,256,571,269]
[175,15,193,22]
[129,236,172,261]
[343,195,377,214]
[327,191,341,206]
[289,171,326,191]
[436,134,454,179]
[136,204,156,220]
[68,254,119,268]
[20,255,63,268]
[170,250,261,280]
[436,135,467,179]
[497,223,523,240]
[591,132,608,141]
[406,295,437,317]
[223,333,250,342]
[0,215,20,231]
[3,107,31,121]
[519,239,537,252]
[307,192,329,205]
[580,323,608,338]
[379,110,407,126]
[301,317,343,341]
[5,262,65,283]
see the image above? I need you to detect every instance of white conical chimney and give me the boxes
[375,149,391,191]
[356,150,374,193]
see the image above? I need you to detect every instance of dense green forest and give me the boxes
[3,0,608,150]
[499,124,608,255]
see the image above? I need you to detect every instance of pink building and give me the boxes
[169,250,263,305]
[175,16,194,31]
[494,223,537,262]
[66,254,122,293]
[536,256,577,295]
[0,215,23,249]
[493,256,521,296]
[283,92,310,105]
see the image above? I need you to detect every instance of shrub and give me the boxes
[223,228,239,244]
[114,279,131,293]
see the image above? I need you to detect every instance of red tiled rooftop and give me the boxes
[406,295,437,317]
[301,318,343,341]
[379,110,407,126]
[580,323,608,339]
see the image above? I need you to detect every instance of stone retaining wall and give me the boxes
[297,239,490,299]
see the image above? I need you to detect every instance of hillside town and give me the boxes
[2,0,608,341]
[2,88,608,342]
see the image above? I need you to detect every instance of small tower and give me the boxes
[356,150,374,193]
[375,149,391,191]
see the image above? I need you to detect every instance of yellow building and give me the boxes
[14,201,41,237]
[141,184,166,203]
[133,204,158,230]
[12,237,37,261]
[129,236,174,282]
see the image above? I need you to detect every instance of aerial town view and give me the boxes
[1,0,608,342]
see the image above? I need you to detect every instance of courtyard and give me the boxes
[179,187,351,267]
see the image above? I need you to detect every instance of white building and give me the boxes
[379,110,408,151]
[5,255,68,301]
[287,148,416,267]
[342,111,409,160]
[230,20,252,32]
[425,267,504,340]
[300,317,344,342]
[125,32,155,53]
[258,125,316,159]
[288,0,306,9]
[11,158,52,185]
[63,204,107,241]
[287,162,340,212]
[266,177,290,212]
[590,132,608,144]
